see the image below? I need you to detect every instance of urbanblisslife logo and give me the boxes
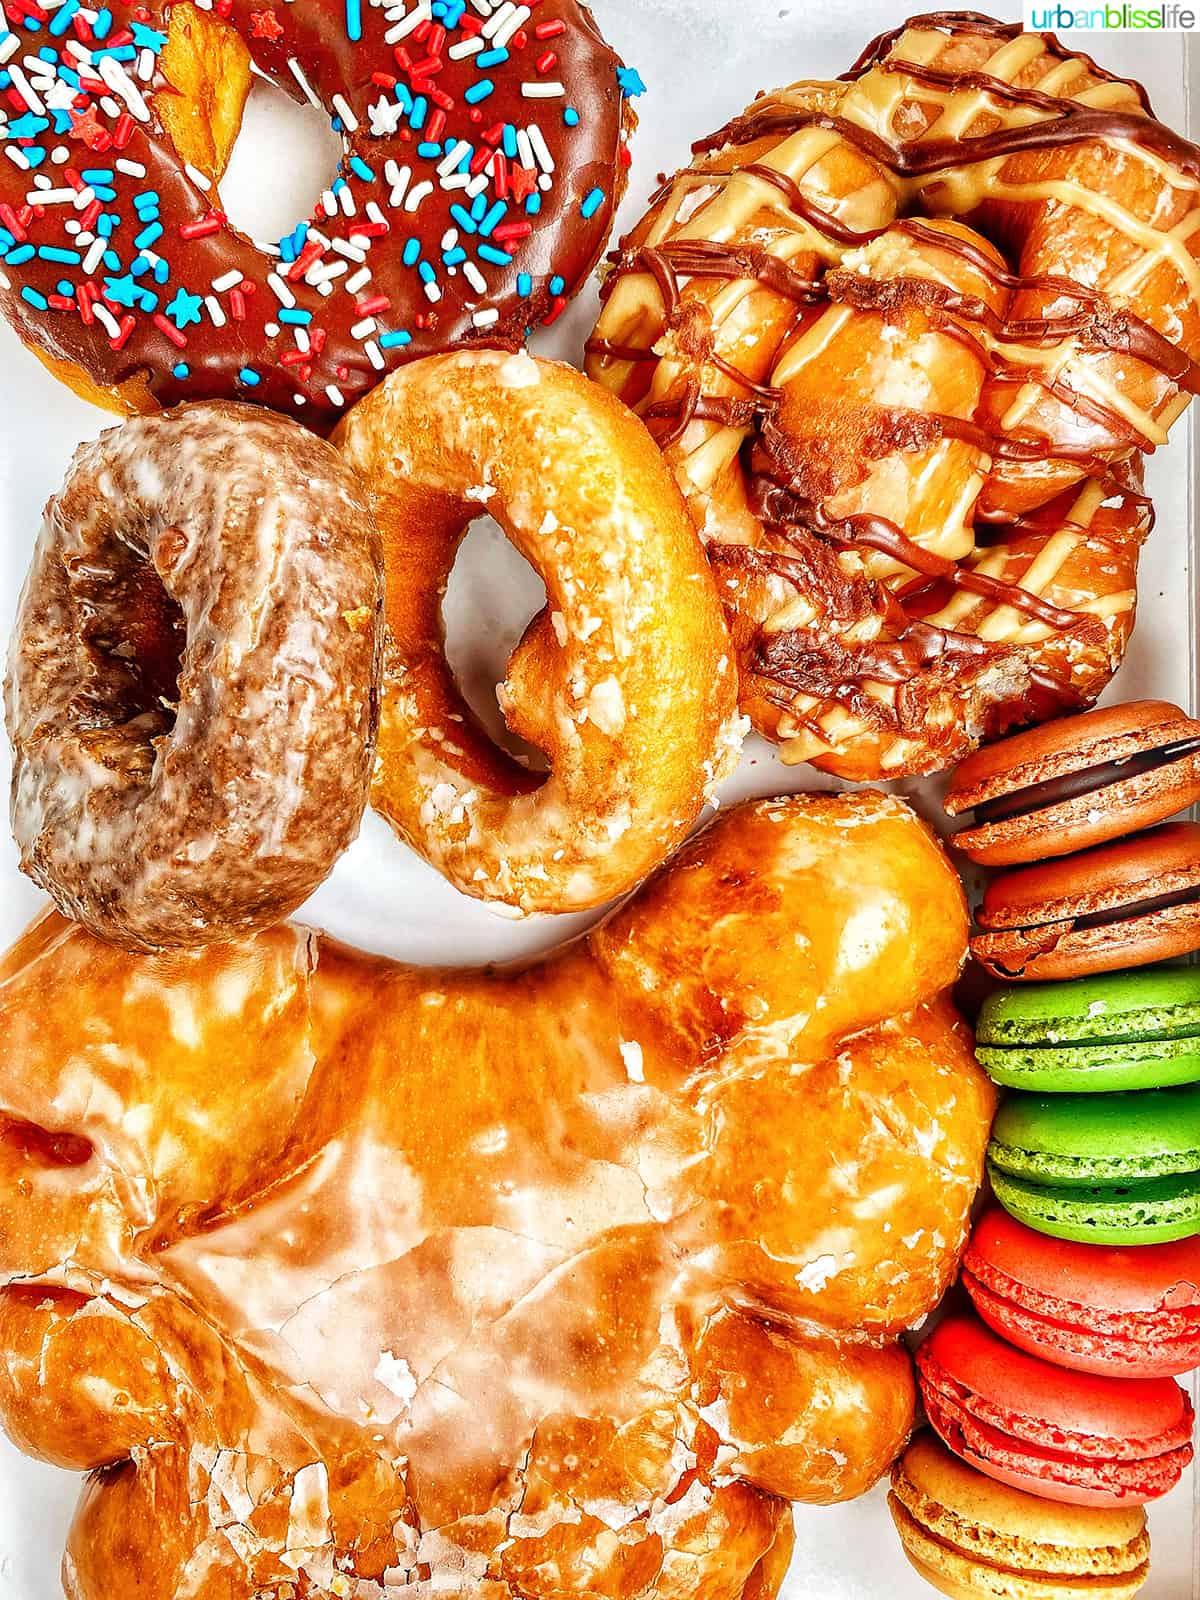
[1025,2,1198,23]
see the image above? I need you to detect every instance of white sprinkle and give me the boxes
[293,392,306,405]
[0,266,8,290]
[385,160,410,208]
[437,139,471,177]
[331,92,358,133]
[365,339,384,370]
[266,271,295,306]
[51,146,70,166]
[7,64,43,114]
[521,81,563,98]
[321,188,338,218]
[204,294,226,327]
[339,185,357,216]
[92,301,120,338]
[72,185,96,210]
[82,235,107,275]
[490,1,528,46]
[365,200,388,228]
[0,34,19,65]
[344,265,371,294]
[367,94,404,137]
[404,179,432,212]
[331,236,366,262]
[27,186,74,204]
[537,173,551,191]
[307,258,347,286]
[116,157,147,178]
[136,45,154,80]
[468,0,492,12]
[464,170,489,199]
[293,325,310,352]
[527,123,554,173]
[440,227,457,249]
[385,0,429,39]
[422,281,441,303]
[288,56,320,108]
[99,95,121,118]
[264,320,280,337]
[326,384,345,406]
[463,260,486,294]
[447,34,481,58]
[350,315,376,338]
[212,268,242,291]
[64,217,81,234]
[472,307,499,327]
[515,127,534,170]
[480,0,514,37]
[441,172,470,191]
[184,162,212,190]
[97,54,150,121]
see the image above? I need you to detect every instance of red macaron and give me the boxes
[915,1314,1194,1508]
[963,1208,1200,1379]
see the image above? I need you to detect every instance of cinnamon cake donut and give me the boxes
[586,11,1196,779]
[0,0,633,430]
[5,401,382,951]
[336,348,742,914]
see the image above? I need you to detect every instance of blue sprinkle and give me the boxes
[279,233,297,263]
[331,176,347,194]
[5,244,35,265]
[393,81,412,112]
[463,78,493,105]
[93,43,136,60]
[7,113,49,139]
[153,259,169,284]
[172,361,189,379]
[54,69,78,92]
[20,286,47,310]
[37,44,55,60]
[616,65,646,97]
[449,203,476,234]
[379,329,412,348]
[0,229,14,250]
[125,254,149,277]
[549,274,564,295]
[331,116,342,133]
[48,0,80,35]
[102,249,122,270]
[91,185,116,202]
[475,47,507,67]
[239,367,260,386]
[563,106,579,127]
[502,123,517,158]
[134,189,160,209]
[350,154,376,181]
[516,271,532,297]
[580,187,604,220]
[477,243,511,267]
[278,307,312,324]
[55,278,74,296]
[442,246,466,266]
[139,287,158,310]
[97,214,117,238]
[81,168,113,184]
[402,236,420,266]
[525,192,541,215]
[21,17,41,30]
[470,192,487,221]
[0,71,9,89]
[38,245,81,264]
[134,221,163,250]
[130,21,167,50]
[92,8,112,37]
[23,146,45,166]
[416,141,440,158]
[345,0,362,42]
[418,260,435,284]
[478,200,506,236]
[409,94,427,130]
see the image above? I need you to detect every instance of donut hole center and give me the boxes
[443,516,550,773]
[219,75,343,245]
[70,537,187,732]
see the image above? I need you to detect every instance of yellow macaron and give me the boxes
[888,1432,1150,1599]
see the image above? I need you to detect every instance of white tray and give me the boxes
[0,2,1197,1595]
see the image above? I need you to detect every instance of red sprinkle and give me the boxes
[425,107,446,143]
[78,198,101,230]
[535,50,556,72]
[469,146,491,175]
[457,10,482,32]
[230,288,247,320]
[153,312,188,348]
[371,71,397,87]
[534,17,564,37]
[110,312,135,351]
[411,15,430,41]
[426,22,445,54]
[354,220,389,237]
[47,293,73,310]
[542,294,568,327]
[310,326,327,354]
[281,348,308,366]
[510,28,526,48]
[288,239,325,280]
[492,151,508,197]
[491,219,532,242]
[355,294,390,316]
[179,213,222,239]
[112,112,134,149]
[0,204,27,242]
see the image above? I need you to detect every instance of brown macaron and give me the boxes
[946,701,1200,867]
[972,821,1200,981]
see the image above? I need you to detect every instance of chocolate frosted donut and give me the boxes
[5,400,382,951]
[0,0,633,430]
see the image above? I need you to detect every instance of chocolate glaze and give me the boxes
[973,737,1200,825]
[0,0,629,431]
[1073,884,1200,932]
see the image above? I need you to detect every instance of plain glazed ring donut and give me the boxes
[335,348,743,914]
[587,12,1199,780]
[0,0,632,431]
[5,400,382,951]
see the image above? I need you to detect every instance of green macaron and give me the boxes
[976,966,1200,1092]
[988,1085,1200,1245]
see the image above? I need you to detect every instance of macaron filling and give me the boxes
[971,737,1200,826]
[990,1167,1200,1246]
[976,1034,1200,1094]
[989,1141,1200,1186]
[961,1255,1200,1344]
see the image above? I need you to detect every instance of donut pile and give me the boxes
[2,11,1200,1600]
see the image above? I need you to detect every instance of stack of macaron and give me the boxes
[890,700,1200,1597]
[890,1211,1200,1597]
[944,699,1200,983]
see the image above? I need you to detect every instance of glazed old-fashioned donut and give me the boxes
[586,12,1197,780]
[5,401,382,951]
[335,348,743,914]
[0,0,632,431]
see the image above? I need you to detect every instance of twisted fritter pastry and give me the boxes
[0,792,993,1599]
[336,350,741,914]
[587,12,1196,779]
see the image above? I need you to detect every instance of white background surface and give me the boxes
[0,1,1197,1595]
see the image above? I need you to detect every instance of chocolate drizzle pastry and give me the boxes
[584,11,1197,779]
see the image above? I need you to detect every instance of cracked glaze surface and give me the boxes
[0,791,993,1598]
[5,400,383,951]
